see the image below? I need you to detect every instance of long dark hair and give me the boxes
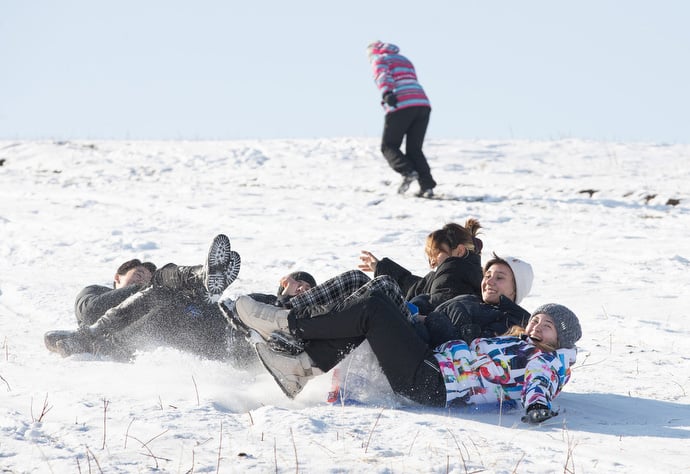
[426,218,483,255]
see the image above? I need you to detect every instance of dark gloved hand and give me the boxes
[521,403,559,424]
[409,294,433,315]
[274,294,292,308]
[382,91,398,107]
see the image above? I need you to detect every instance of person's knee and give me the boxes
[349,269,371,286]
[364,291,389,307]
[362,292,398,322]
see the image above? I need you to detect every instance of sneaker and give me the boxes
[268,331,305,355]
[397,171,419,194]
[416,187,434,198]
[203,234,235,302]
[235,295,290,340]
[255,342,320,399]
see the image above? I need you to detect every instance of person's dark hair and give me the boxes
[426,218,483,256]
[276,271,317,296]
[483,253,508,274]
[114,259,157,288]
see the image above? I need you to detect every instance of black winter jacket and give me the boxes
[374,252,482,312]
[424,294,530,347]
[74,284,145,326]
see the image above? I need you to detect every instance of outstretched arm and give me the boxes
[521,350,574,424]
[74,285,142,326]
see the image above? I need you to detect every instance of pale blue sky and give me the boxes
[2,1,689,143]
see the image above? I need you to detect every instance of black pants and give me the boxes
[151,263,202,295]
[99,263,201,333]
[381,106,436,190]
[290,292,446,407]
[97,265,248,360]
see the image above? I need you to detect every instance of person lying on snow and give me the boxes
[233,291,581,425]
[419,252,535,347]
[44,234,248,362]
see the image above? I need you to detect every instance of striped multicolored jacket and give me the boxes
[433,336,577,410]
[367,41,431,114]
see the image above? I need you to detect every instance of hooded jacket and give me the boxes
[367,41,430,114]
[424,294,531,347]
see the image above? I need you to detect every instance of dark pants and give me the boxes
[96,265,250,361]
[290,292,446,407]
[151,263,202,295]
[99,287,236,360]
[99,262,202,333]
[381,106,436,190]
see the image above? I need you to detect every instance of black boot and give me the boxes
[53,328,132,361]
[44,330,79,353]
[52,327,96,357]
[152,234,241,302]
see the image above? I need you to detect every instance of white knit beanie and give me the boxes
[502,256,534,304]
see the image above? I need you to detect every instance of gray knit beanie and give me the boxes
[531,303,582,349]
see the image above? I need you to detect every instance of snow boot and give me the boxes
[53,328,95,357]
[255,342,322,399]
[268,331,305,355]
[44,330,77,353]
[203,234,237,301]
[218,294,248,335]
[416,187,434,198]
[397,171,419,194]
[234,295,291,341]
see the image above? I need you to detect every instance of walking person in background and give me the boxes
[367,41,436,198]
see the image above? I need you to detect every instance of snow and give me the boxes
[1,138,689,473]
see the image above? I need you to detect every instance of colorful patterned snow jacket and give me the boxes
[433,335,577,410]
[367,41,430,114]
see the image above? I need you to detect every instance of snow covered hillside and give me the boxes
[1,138,689,472]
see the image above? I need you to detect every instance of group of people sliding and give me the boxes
[45,219,582,425]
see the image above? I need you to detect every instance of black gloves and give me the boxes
[382,91,398,107]
[521,403,559,424]
[274,294,292,308]
[409,294,433,315]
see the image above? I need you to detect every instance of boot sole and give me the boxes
[218,298,252,336]
[205,234,233,295]
[268,332,305,355]
[254,342,304,399]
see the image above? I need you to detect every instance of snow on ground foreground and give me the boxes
[1,138,689,473]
